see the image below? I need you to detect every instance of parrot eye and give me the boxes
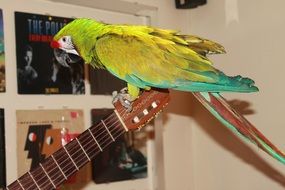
[57,35,79,56]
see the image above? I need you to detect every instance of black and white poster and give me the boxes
[89,68,126,95]
[15,12,85,94]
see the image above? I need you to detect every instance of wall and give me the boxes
[0,0,148,190]
[127,1,196,189]
[0,0,195,190]
[189,0,285,190]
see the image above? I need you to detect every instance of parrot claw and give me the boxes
[112,88,133,112]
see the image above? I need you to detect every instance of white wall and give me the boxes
[189,0,285,190]
[0,0,196,190]
[0,1,148,190]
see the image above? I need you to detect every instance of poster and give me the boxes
[0,109,5,189]
[0,10,5,92]
[89,67,126,95]
[16,109,91,189]
[91,109,148,183]
[15,12,85,94]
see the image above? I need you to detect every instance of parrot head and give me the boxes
[51,35,79,56]
[51,20,84,67]
[51,18,103,66]
[51,35,82,67]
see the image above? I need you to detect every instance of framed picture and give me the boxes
[0,109,6,189]
[15,12,85,94]
[0,9,5,92]
[89,67,126,95]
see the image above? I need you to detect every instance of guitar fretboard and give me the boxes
[6,111,126,190]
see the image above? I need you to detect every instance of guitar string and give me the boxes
[18,106,129,190]
[8,109,123,190]
[18,117,124,190]
[45,108,129,187]
[38,113,124,184]
[44,119,123,182]
[12,115,122,190]
[39,127,125,190]
[39,110,128,190]
[23,114,124,190]
[41,127,125,190]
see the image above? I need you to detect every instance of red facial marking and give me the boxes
[50,40,60,48]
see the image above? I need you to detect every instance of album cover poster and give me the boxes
[16,109,91,189]
[15,12,85,94]
[89,67,126,95]
[91,109,148,184]
[0,10,5,93]
[0,109,6,189]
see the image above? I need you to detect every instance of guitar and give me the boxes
[6,89,170,190]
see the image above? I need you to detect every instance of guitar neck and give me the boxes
[6,88,170,190]
[6,111,126,190]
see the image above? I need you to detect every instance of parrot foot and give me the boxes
[112,88,133,112]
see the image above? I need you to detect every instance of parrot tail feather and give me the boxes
[192,92,285,164]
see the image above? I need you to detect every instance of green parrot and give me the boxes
[51,18,285,165]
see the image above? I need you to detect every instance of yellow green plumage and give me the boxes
[53,18,257,99]
[52,18,285,165]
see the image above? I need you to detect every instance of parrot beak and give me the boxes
[63,48,79,56]
[50,40,59,48]
[50,40,79,56]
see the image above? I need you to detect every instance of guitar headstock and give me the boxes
[114,89,170,131]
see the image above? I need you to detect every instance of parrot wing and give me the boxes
[93,33,222,90]
[149,28,226,56]
[193,92,285,164]
[93,33,258,96]
[180,35,226,56]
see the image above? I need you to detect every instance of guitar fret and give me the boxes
[65,139,89,168]
[41,157,66,187]
[101,120,115,141]
[6,180,22,190]
[16,180,24,190]
[76,130,102,161]
[90,123,112,148]
[52,148,77,177]
[40,163,56,189]
[88,129,102,152]
[76,138,91,161]
[114,110,128,131]
[105,116,126,139]
[51,155,67,180]
[30,164,54,190]
[63,146,79,171]
[28,172,40,190]
[18,173,38,189]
